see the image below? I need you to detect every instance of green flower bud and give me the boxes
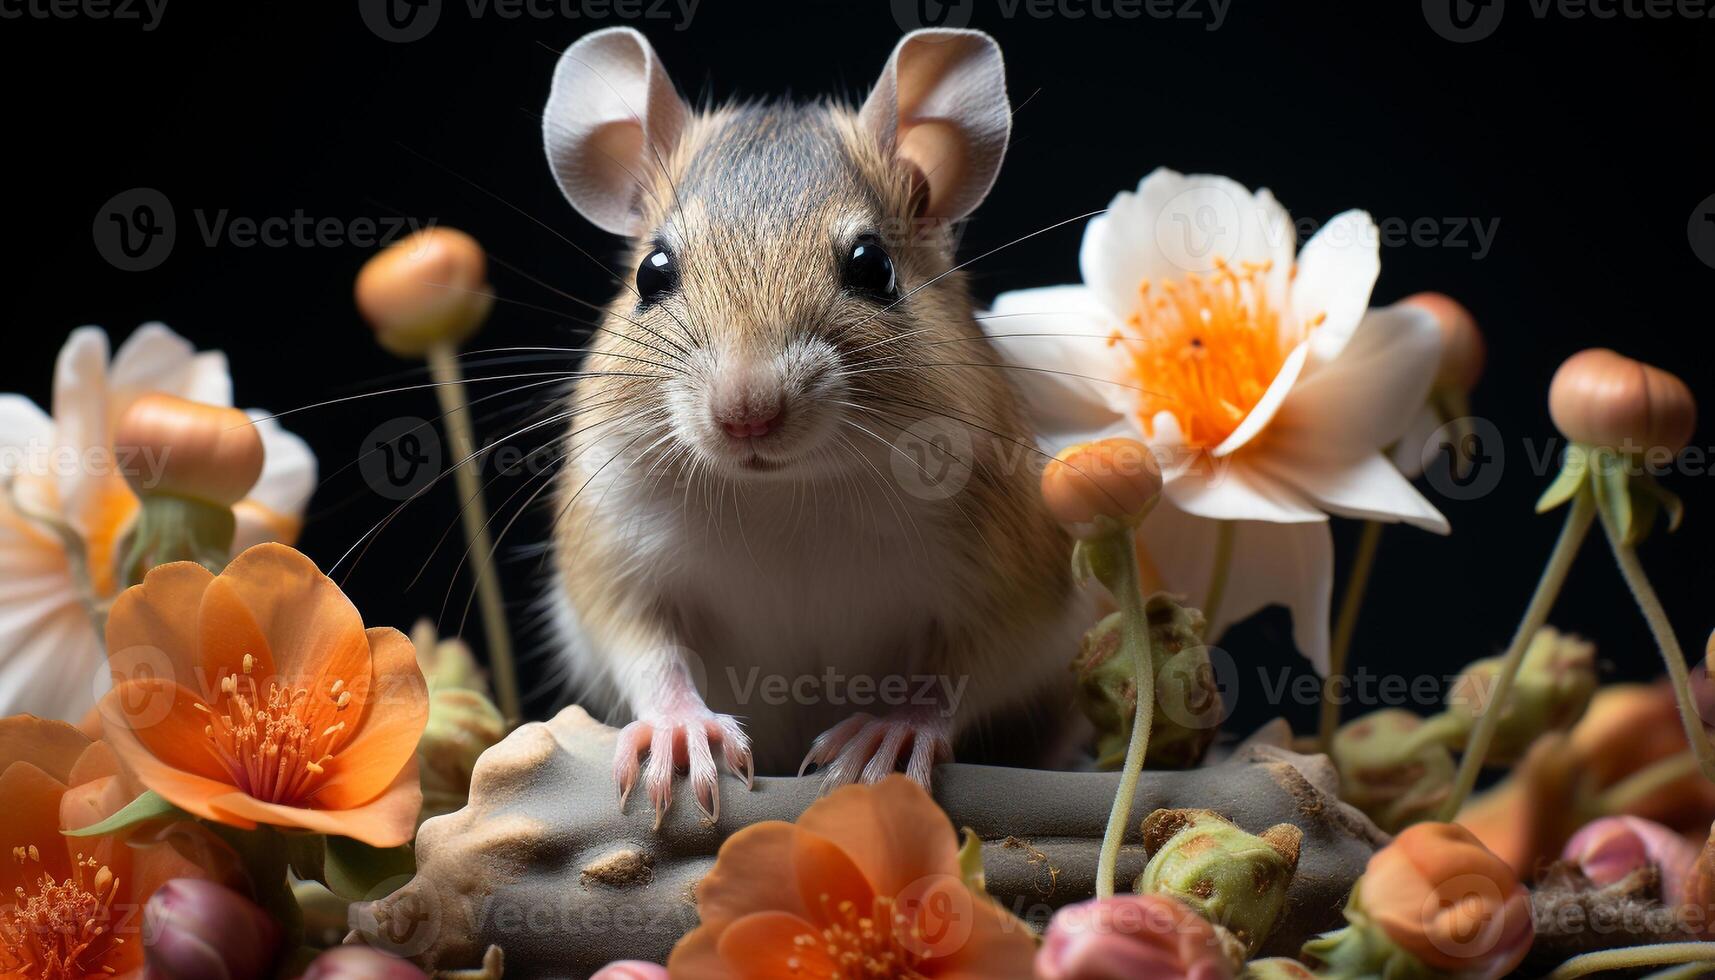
[1331,710,1455,832]
[412,621,506,824]
[1133,808,1303,956]
[1240,957,1321,980]
[412,619,491,694]
[1072,596,1221,770]
[1443,627,1597,765]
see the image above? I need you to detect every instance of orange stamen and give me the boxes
[805,892,927,979]
[0,849,121,980]
[1115,257,1324,450]
[193,653,352,805]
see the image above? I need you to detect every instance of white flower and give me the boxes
[0,323,316,721]
[987,169,1448,674]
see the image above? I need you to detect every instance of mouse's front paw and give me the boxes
[798,711,953,793]
[613,709,753,826]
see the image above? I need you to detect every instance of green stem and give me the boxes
[428,343,521,723]
[1320,520,1384,750]
[1641,961,1715,980]
[1598,507,1715,785]
[1439,488,1595,820]
[1093,532,1157,899]
[1544,942,1715,980]
[1202,520,1235,635]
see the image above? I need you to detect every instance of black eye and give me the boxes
[843,235,897,300]
[636,246,677,305]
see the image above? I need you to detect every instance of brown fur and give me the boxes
[550,99,1081,773]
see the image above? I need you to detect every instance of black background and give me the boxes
[4,0,1713,735]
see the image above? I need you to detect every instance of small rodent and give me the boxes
[541,26,1093,822]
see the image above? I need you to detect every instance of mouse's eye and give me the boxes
[636,247,677,305]
[843,235,897,300]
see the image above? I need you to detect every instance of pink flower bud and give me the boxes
[142,878,282,980]
[301,947,431,980]
[1036,894,1234,980]
[1563,815,1699,899]
[591,962,669,980]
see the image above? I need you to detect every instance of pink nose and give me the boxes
[720,404,781,439]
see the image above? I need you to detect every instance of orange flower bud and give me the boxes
[114,394,264,506]
[1549,348,1696,455]
[1360,822,1534,978]
[1041,438,1163,538]
[1402,292,1484,393]
[355,227,493,357]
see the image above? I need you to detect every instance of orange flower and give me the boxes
[667,776,1036,979]
[1360,823,1533,979]
[99,543,428,847]
[0,715,237,980]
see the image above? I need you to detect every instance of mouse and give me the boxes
[540,25,1094,823]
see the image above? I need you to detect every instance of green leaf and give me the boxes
[1535,455,1587,514]
[1592,451,1634,544]
[321,835,416,901]
[1656,483,1686,533]
[63,790,183,837]
[1627,480,1662,547]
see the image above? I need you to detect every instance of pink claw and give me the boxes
[798,712,953,793]
[612,710,754,826]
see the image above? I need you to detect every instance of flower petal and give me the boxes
[207,756,424,847]
[197,575,280,690]
[1292,211,1381,366]
[211,543,371,702]
[105,561,216,697]
[233,411,317,551]
[0,596,100,723]
[1211,340,1311,457]
[792,827,876,928]
[795,775,960,902]
[0,393,53,452]
[312,628,428,810]
[109,323,232,407]
[982,285,1131,441]
[1081,169,1294,320]
[1268,303,1442,463]
[1139,505,1335,673]
[931,896,1039,979]
[100,679,232,786]
[50,327,114,523]
[713,911,833,979]
[1392,406,1444,480]
[1256,451,1450,534]
[693,823,816,930]
[0,715,91,785]
[1161,456,1325,524]
[0,760,76,894]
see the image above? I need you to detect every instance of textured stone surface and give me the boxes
[352,707,1386,978]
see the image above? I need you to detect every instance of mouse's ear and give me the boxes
[544,27,688,237]
[861,29,1011,221]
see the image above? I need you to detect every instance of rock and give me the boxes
[352,707,1385,978]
